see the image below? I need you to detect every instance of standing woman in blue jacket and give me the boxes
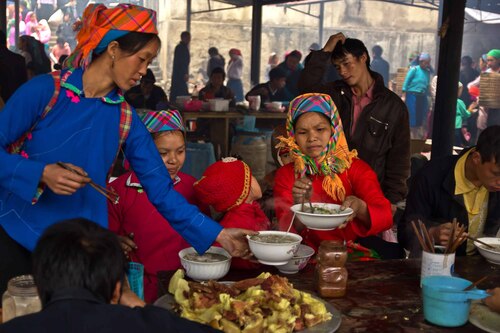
[0,3,253,296]
[402,52,432,139]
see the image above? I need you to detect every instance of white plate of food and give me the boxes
[156,270,342,332]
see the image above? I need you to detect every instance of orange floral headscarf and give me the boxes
[66,3,158,69]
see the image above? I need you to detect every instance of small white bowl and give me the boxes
[178,246,231,281]
[474,237,500,265]
[290,203,353,230]
[277,244,315,274]
[247,231,302,265]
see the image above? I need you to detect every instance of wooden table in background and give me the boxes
[182,111,287,156]
[158,256,499,333]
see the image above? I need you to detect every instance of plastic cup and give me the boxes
[420,249,455,286]
[126,262,144,300]
[248,95,261,111]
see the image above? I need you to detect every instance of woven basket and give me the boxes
[480,72,500,108]
[394,67,409,97]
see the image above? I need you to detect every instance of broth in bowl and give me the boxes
[247,231,302,265]
[183,252,229,263]
[250,234,298,244]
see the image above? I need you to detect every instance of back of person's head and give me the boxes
[54,54,69,70]
[476,125,500,164]
[461,55,473,67]
[181,31,190,40]
[286,50,302,61]
[142,68,156,83]
[32,218,126,306]
[269,67,286,81]
[331,38,371,68]
[372,45,383,57]
[56,36,65,46]
[211,66,226,78]
[208,47,218,56]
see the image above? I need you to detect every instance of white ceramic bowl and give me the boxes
[474,237,500,265]
[264,102,285,112]
[290,203,353,230]
[178,246,231,281]
[247,231,302,265]
[276,244,315,274]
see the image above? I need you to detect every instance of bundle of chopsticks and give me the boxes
[57,162,120,204]
[411,219,466,254]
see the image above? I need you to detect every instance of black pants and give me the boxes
[0,226,32,295]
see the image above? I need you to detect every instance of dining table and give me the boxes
[181,110,287,156]
[157,255,500,333]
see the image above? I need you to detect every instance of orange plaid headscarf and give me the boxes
[67,3,158,69]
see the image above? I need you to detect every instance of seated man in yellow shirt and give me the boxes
[398,125,500,257]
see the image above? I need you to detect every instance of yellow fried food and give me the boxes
[168,269,332,333]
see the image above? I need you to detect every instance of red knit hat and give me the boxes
[194,157,251,212]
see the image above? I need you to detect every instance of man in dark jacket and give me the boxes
[0,218,220,333]
[245,67,291,103]
[169,31,191,102]
[0,30,27,103]
[398,126,500,257]
[125,69,168,110]
[300,33,410,207]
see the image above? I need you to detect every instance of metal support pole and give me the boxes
[318,2,324,46]
[251,0,263,86]
[186,0,192,32]
[431,0,466,158]
[15,1,20,49]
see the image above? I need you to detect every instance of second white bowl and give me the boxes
[178,246,231,281]
[277,244,315,274]
[247,231,302,265]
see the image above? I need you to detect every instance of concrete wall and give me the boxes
[148,0,439,95]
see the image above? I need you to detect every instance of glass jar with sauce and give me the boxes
[2,275,41,322]
[315,240,348,298]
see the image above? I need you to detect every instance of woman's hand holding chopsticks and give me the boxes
[41,162,90,195]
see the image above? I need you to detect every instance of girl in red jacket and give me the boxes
[274,93,393,257]
[108,109,206,303]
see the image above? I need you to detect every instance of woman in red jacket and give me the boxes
[274,93,393,257]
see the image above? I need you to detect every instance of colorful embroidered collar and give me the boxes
[61,68,125,104]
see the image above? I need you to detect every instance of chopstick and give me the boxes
[463,275,489,291]
[466,235,496,250]
[448,223,466,254]
[57,162,120,204]
[308,199,315,214]
[419,220,435,253]
[411,220,429,252]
